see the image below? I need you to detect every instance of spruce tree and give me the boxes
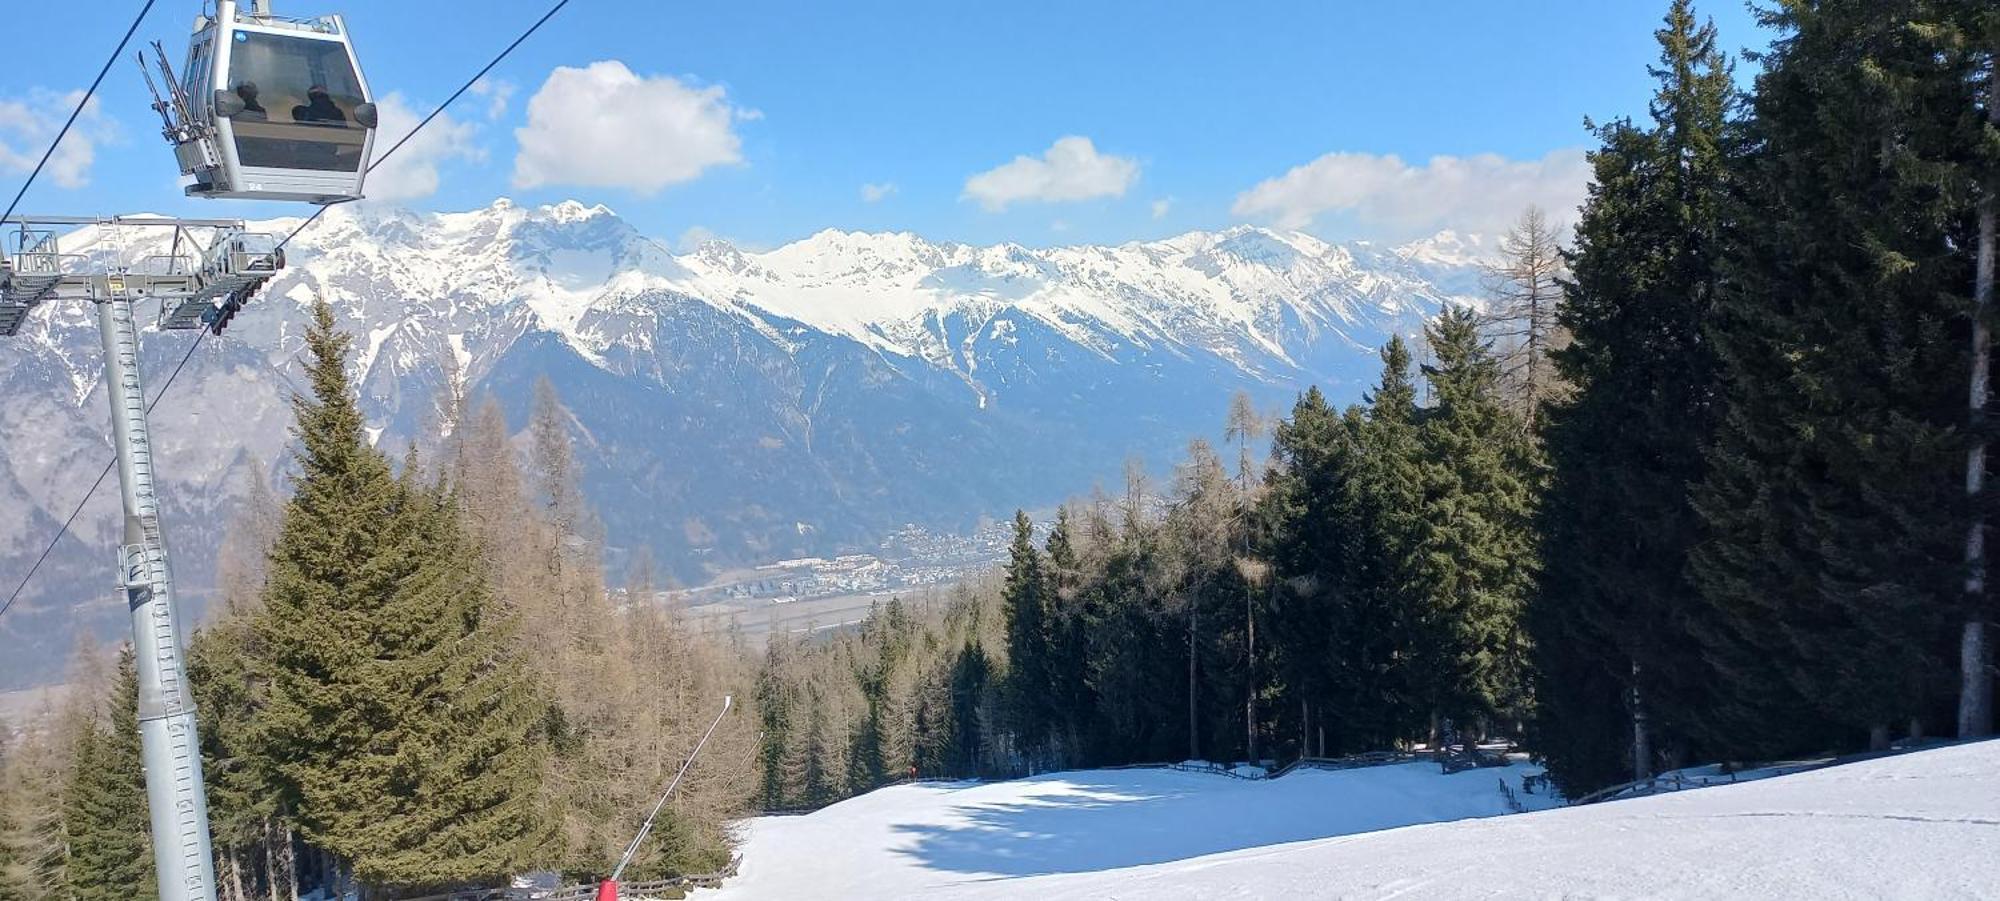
[61,648,154,901]
[800,691,838,808]
[252,300,405,878]
[1689,0,1985,751]
[1042,508,1095,758]
[1261,387,1357,754]
[1533,0,1736,791]
[948,643,993,775]
[349,479,552,888]
[755,642,798,808]
[1083,505,1183,763]
[252,301,550,892]
[189,611,277,897]
[1347,337,1431,748]
[1414,309,1539,729]
[1000,511,1056,758]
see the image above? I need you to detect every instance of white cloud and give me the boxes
[674,225,765,253]
[0,90,117,189]
[860,182,897,203]
[962,136,1139,212]
[364,93,483,203]
[1151,197,1173,220]
[513,61,747,194]
[1230,148,1590,237]
[676,225,721,251]
[468,77,516,121]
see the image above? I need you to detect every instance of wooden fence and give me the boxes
[395,856,738,901]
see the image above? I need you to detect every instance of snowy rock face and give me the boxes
[0,200,1485,687]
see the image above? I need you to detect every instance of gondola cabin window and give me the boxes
[184,36,214,110]
[225,30,368,172]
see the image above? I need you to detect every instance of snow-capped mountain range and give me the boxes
[0,199,1487,687]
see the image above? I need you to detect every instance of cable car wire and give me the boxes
[1,0,575,623]
[275,0,574,254]
[0,1,159,228]
[0,322,211,624]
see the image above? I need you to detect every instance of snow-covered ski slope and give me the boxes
[698,741,2000,900]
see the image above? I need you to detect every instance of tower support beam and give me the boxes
[96,295,219,901]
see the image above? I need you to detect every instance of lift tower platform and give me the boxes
[1,215,282,901]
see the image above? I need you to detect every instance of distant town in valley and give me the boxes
[625,517,1041,643]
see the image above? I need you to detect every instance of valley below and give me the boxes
[0,200,1484,689]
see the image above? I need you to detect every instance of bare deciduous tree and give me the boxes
[1481,206,1570,423]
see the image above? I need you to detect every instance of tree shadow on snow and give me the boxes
[890,766,1511,878]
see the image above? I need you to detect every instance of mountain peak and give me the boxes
[0,201,1490,653]
[543,199,616,224]
[1395,230,1495,267]
[1209,225,1329,261]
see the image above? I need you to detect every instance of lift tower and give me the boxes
[1,216,282,901]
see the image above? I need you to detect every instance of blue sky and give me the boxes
[0,0,1766,250]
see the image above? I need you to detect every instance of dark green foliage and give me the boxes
[907,639,995,779]
[1000,511,1059,759]
[1413,309,1540,727]
[1076,510,1187,763]
[188,606,284,898]
[1261,386,1365,751]
[1688,0,1986,751]
[61,648,155,901]
[1042,510,1097,758]
[1532,0,1737,791]
[755,641,799,809]
[843,719,883,796]
[1522,637,1632,798]
[250,301,551,892]
[1345,339,1430,747]
[749,589,1001,810]
[1257,333,1507,758]
[350,485,552,886]
[946,643,994,775]
[799,693,839,809]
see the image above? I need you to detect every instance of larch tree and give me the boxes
[0,719,66,900]
[1482,206,1570,423]
[1223,392,1267,761]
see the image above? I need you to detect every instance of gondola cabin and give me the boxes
[176,0,376,203]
